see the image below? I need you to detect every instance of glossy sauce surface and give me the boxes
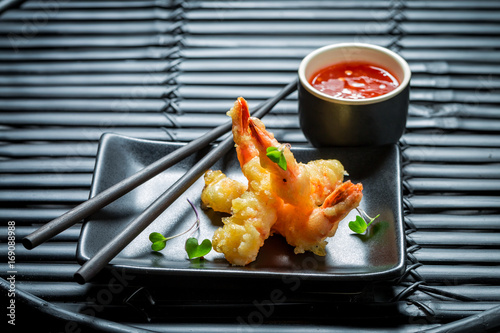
[309,62,399,99]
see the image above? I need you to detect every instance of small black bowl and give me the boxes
[298,43,411,147]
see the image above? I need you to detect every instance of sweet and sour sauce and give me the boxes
[309,61,400,100]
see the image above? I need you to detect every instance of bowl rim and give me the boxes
[298,43,412,106]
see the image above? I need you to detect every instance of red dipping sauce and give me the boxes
[309,61,400,100]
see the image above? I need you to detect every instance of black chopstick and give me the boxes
[73,79,297,284]
[73,134,234,284]
[22,79,297,251]
[22,125,227,249]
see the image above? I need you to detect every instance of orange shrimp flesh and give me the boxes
[227,97,258,167]
[272,181,363,255]
[249,118,311,206]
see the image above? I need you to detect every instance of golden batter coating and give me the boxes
[201,97,363,265]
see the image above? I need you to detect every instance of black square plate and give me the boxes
[77,133,405,282]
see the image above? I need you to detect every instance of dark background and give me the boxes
[1,0,500,332]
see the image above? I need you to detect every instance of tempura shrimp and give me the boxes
[208,98,280,266]
[249,116,363,256]
[202,97,363,264]
[201,170,246,214]
[272,180,363,255]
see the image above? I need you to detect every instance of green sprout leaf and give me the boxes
[149,232,166,243]
[151,240,167,251]
[266,147,281,161]
[278,152,287,171]
[149,199,212,259]
[266,146,287,171]
[348,210,381,234]
[149,232,167,251]
[348,215,367,234]
[185,237,212,259]
[149,199,203,253]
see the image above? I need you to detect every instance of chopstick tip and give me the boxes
[74,272,87,285]
[22,237,35,250]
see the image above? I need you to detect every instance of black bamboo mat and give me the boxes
[1,0,500,332]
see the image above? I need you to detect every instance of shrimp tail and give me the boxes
[236,97,250,139]
[321,181,363,233]
[277,180,363,256]
[227,97,258,167]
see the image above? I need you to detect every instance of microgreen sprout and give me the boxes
[266,144,289,171]
[348,208,381,234]
[185,238,212,260]
[149,199,212,259]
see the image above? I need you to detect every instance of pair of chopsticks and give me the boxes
[22,80,297,284]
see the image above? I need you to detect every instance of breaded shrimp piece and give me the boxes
[273,181,363,255]
[206,97,363,263]
[201,159,344,215]
[210,97,279,265]
[305,159,346,206]
[250,116,346,206]
[212,180,277,266]
[248,117,363,256]
[201,170,246,214]
[249,118,311,206]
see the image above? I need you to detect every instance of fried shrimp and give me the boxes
[201,97,363,265]
[249,118,311,206]
[201,170,246,214]
[207,98,280,266]
[248,117,363,256]
[305,159,346,206]
[212,177,277,266]
[272,181,363,255]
